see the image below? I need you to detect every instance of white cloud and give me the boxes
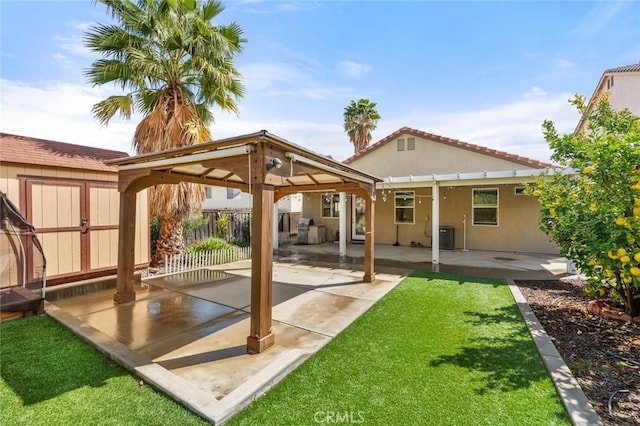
[53,35,92,57]
[52,53,74,69]
[336,60,372,78]
[0,79,137,154]
[571,0,627,36]
[240,62,310,92]
[243,1,320,14]
[240,61,354,100]
[0,78,580,165]
[522,51,541,60]
[556,59,575,69]
[377,88,580,163]
[522,86,548,98]
[0,77,347,157]
[69,21,93,32]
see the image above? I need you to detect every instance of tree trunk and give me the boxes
[624,286,639,317]
[152,214,184,267]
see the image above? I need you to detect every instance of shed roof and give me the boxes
[343,127,554,169]
[0,133,127,172]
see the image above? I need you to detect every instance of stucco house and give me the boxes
[301,127,560,259]
[0,133,149,287]
[202,185,302,213]
[576,62,640,133]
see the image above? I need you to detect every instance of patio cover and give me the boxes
[106,130,381,353]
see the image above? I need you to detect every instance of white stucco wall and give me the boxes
[348,134,542,178]
[607,72,640,115]
[202,186,302,212]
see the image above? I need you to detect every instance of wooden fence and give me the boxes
[164,246,252,275]
[189,210,301,244]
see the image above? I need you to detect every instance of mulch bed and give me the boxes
[516,278,640,426]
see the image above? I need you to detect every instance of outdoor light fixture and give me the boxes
[266,158,283,170]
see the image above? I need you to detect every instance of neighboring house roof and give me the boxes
[0,133,128,172]
[575,62,640,132]
[605,63,640,73]
[343,126,554,169]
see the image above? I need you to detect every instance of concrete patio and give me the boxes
[44,244,574,424]
[276,242,569,279]
[46,260,405,424]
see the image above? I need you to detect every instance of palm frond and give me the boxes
[343,98,381,153]
[134,106,167,154]
[87,0,246,242]
[202,0,224,21]
[91,95,133,125]
[149,182,204,217]
[84,59,135,90]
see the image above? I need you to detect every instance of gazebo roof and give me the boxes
[107,130,381,196]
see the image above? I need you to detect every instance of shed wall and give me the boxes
[0,163,149,286]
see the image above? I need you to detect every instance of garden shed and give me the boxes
[0,133,149,287]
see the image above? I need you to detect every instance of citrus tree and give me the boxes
[531,95,640,316]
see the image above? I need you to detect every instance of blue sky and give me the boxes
[1,0,639,163]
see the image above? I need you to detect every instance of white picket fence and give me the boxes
[164,247,251,275]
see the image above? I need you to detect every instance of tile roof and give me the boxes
[605,63,640,73]
[0,133,128,172]
[343,127,554,169]
[575,63,640,133]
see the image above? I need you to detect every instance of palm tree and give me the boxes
[85,0,245,265]
[343,99,381,153]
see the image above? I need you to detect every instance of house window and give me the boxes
[394,191,414,224]
[321,193,340,218]
[397,138,405,151]
[407,137,415,151]
[226,188,241,199]
[473,188,498,226]
[514,187,525,195]
[205,187,213,199]
[607,76,614,90]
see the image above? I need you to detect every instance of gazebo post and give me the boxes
[247,182,275,353]
[363,193,375,283]
[114,189,137,303]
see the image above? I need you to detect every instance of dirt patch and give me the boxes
[516,278,639,425]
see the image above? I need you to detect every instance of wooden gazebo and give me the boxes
[106,131,381,353]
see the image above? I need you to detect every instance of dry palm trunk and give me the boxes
[153,214,184,266]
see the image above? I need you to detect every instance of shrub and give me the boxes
[531,94,640,315]
[186,237,234,254]
[182,212,210,245]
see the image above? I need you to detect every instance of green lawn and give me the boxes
[229,271,570,425]
[0,315,208,426]
[1,272,570,425]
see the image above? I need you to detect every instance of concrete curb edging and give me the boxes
[215,349,310,424]
[507,280,602,426]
